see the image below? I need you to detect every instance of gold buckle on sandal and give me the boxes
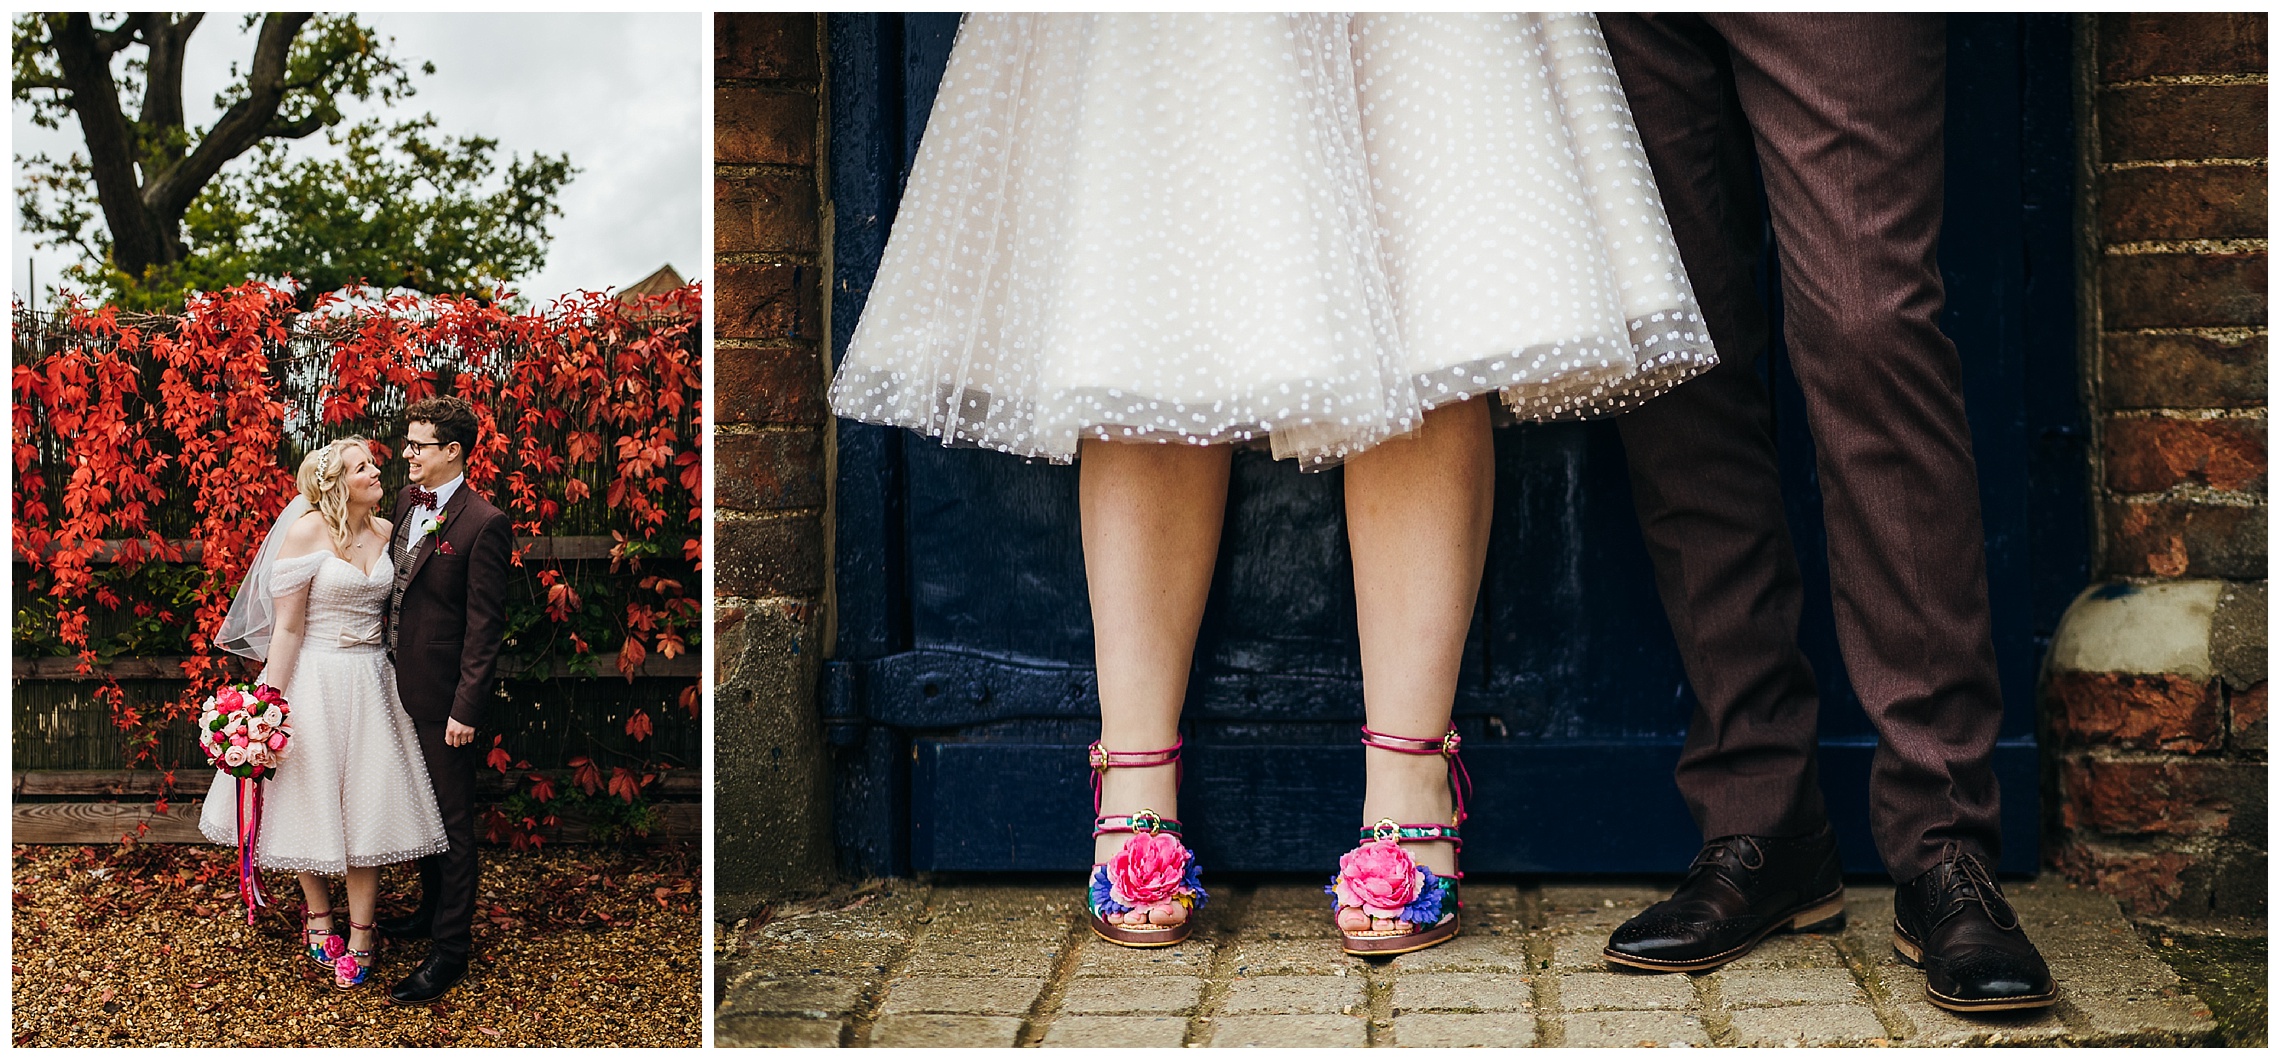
[1372,817,1401,842]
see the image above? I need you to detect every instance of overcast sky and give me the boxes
[10,12,702,307]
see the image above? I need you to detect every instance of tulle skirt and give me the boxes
[830,12,1717,468]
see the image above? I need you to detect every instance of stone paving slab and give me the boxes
[716,876,2220,1047]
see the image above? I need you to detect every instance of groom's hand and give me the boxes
[446,718,476,747]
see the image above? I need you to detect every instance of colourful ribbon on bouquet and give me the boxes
[237,777,269,924]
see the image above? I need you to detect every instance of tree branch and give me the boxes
[142,12,310,222]
[264,114,326,140]
[92,13,145,58]
[136,13,199,161]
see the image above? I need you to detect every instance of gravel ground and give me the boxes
[11,842,700,1048]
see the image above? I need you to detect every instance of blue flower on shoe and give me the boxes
[1180,853,1209,911]
[1400,867,1446,925]
[1090,864,1133,917]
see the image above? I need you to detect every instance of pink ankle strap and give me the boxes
[1088,738,1183,817]
[1359,725,1471,827]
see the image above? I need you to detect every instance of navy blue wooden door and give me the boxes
[821,14,2085,878]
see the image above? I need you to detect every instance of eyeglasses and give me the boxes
[402,439,452,456]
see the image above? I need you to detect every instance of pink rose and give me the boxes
[1334,840,1423,918]
[217,688,244,712]
[222,745,248,768]
[230,732,249,747]
[254,684,285,706]
[267,732,288,751]
[1107,831,1191,907]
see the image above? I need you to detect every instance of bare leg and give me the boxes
[1080,439,1231,927]
[297,872,335,939]
[1343,399,1495,932]
[344,866,379,954]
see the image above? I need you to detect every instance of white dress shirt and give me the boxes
[403,474,464,552]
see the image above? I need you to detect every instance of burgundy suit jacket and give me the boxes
[387,484,512,728]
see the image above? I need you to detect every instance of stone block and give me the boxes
[715,511,825,597]
[1233,903,1340,940]
[1725,1003,1889,1046]
[1040,1015,1191,1048]
[1221,938,1361,977]
[1556,972,1696,1012]
[1216,974,1367,1016]
[2058,753,2265,836]
[716,85,816,166]
[716,12,820,81]
[1380,933,1532,975]
[716,428,825,512]
[2101,329,2267,410]
[878,976,1047,1016]
[901,935,1064,978]
[2098,13,2269,81]
[1710,966,1870,1008]
[2062,993,2220,1045]
[1538,884,1666,929]
[867,1014,1024,1048]
[1203,1014,1367,1048]
[717,172,820,256]
[2051,838,2200,917]
[1549,931,1612,971]
[713,595,832,900]
[2210,581,2268,688]
[1389,972,1533,1013]
[2048,580,2223,678]
[2101,252,2267,330]
[2101,164,2268,243]
[1078,933,1219,977]
[1719,931,1845,970]
[2047,671,2222,753]
[2100,83,2268,162]
[720,975,864,1018]
[715,1015,843,1047]
[2229,681,2266,751]
[1885,991,2072,1046]
[1392,1012,1538,1048]
[1058,976,1206,1016]
[716,264,823,345]
[1556,1010,1710,1047]
[2105,414,2267,493]
[2104,498,2266,579]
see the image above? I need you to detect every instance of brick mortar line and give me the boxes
[715,252,822,267]
[1830,932,1919,1043]
[1694,971,1736,1046]
[2103,238,2267,255]
[1014,908,1088,1046]
[1184,883,1254,1046]
[2101,73,2269,88]
[2103,406,2268,420]
[846,879,939,1047]
[2103,324,2268,339]
[719,162,815,180]
[715,339,822,353]
[717,508,827,523]
[1527,930,1560,1047]
[716,422,824,436]
[717,78,820,93]
[1363,945,1395,1045]
[2105,486,2266,506]
[2103,157,2266,171]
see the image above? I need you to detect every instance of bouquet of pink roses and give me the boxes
[200,682,291,922]
[199,682,293,779]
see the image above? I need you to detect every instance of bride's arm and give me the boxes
[259,515,329,692]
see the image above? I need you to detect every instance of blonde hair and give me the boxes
[295,438,373,554]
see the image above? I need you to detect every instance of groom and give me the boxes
[381,395,513,1004]
[1595,15,2056,1012]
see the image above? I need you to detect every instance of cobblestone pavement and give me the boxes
[716,876,2216,1047]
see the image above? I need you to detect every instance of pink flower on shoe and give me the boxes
[1107,831,1191,907]
[1334,840,1423,918]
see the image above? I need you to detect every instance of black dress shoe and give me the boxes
[388,951,470,1005]
[1604,826,1846,972]
[377,911,432,941]
[1893,847,2057,1012]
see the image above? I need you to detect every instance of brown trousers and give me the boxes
[1600,13,2005,881]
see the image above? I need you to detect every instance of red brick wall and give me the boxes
[714,13,834,899]
[2051,13,2266,918]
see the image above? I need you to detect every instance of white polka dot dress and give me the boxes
[830,13,1718,469]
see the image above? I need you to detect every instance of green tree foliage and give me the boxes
[14,13,576,309]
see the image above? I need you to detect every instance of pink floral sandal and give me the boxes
[1085,739,1207,948]
[334,920,376,988]
[305,906,345,968]
[1329,725,1470,957]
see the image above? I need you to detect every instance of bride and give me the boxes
[200,437,448,988]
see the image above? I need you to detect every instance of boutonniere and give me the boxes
[421,512,448,538]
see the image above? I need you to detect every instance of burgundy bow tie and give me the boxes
[406,485,440,510]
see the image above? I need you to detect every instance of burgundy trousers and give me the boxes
[1599,13,2005,882]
